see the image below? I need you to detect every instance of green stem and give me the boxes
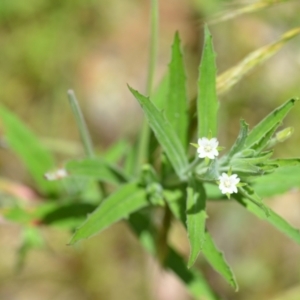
[146,0,159,96]
[67,90,94,158]
[157,205,172,265]
[68,90,108,198]
[136,0,159,171]
[183,157,204,175]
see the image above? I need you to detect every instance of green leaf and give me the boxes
[202,159,219,180]
[251,122,280,153]
[164,189,186,223]
[205,183,223,199]
[103,140,130,163]
[165,186,236,291]
[0,105,59,195]
[253,165,300,197]
[4,201,97,230]
[140,164,159,185]
[152,74,169,109]
[129,86,188,179]
[245,99,297,148]
[186,180,207,268]
[228,161,263,176]
[4,205,35,225]
[166,32,188,147]
[65,158,129,185]
[40,202,96,229]
[17,226,44,270]
[237,149,257,158]
[202,231,238,291]
[231,151,273,165]
[227,119,248,159]
[165,247,219,300]
[265,158,300,167]
[197,25,218,138]
[236,195,300,245]
[238,186,269,216]
[165,187,237,290]
[69,182,148,244]
[140,165,164,206]
[128,212,218,300]
[124,142,138,176]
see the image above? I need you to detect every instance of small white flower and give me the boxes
[218,173,240,195]
[44,168,68,181]
[197,137,219,159]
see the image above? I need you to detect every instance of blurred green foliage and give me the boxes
[1,1,300,300]
[0,0,131,141]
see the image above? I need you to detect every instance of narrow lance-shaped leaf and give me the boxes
[69,182,148,244]
[103,140,130,163]
[238,186,269,217]
[265,158,300,167]
[253,165,300,197]
[165,185,237,290]
[186,180,207,268]
[40,202,96,228]
[128,212,218,300]
[165,247,218,300]
[197,25,218,138]
[226,119,248,159]
[251,122,280,153]
[65,158,129,185]
[231,151,273,165]
[245,99,297,148]
[235,195,300,245]
[129,86,188,179]
[227,162,263,176]
[0,105,59,195]
[152,74,169,109]
[202,231,238,291]
[166,32,188,147]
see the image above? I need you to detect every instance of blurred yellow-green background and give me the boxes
[1,0,300,299]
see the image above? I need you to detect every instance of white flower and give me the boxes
[197,137,219,159]
[218,173,240,195]
[44,168,68,181]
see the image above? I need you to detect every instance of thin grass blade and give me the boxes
[217,28,300,95]
[208,0,295,25]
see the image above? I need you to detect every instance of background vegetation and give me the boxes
[0,0,300,299]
